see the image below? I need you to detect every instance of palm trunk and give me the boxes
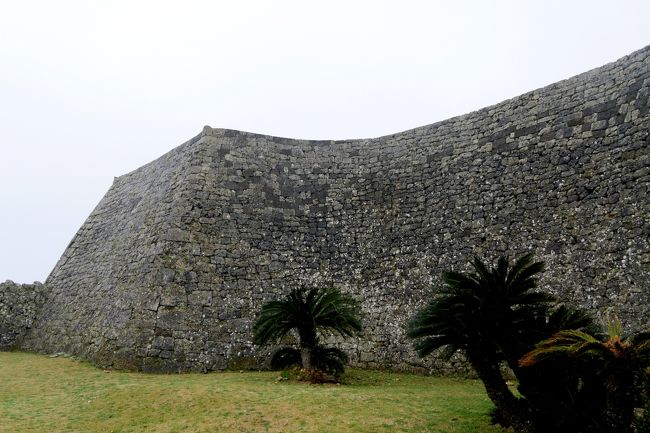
[301,347,312,370]
[298,327,316,371]
[469,354,532,433]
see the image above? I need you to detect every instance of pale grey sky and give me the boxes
[1,0,649,283]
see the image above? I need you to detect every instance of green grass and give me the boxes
[0,352,508,433]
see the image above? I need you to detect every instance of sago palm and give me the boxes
[514,305,601,433]
[520,319,650,433]
[253,287,362,374]
[407,253,553,431]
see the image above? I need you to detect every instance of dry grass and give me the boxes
[0,352,507,433]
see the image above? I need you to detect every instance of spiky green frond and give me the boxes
[408,253,551,366]
[412,335,458,358]
[253,299,303,347]
[269,345,350,375]
[507,253,543,288]
[306,287,363,338]
[547,305,598,335]
[471,256,494,285]
[630,332,650,364]
[442,270,479,293]
[311,346,349,374]
[495,255,509,282]
[519,326,650,369]
[630,331,650,346]
[253,287,362,349]
[512,291,555,307]
[631,333,650,365]
[270,347,302,369]
[608,317,622,340]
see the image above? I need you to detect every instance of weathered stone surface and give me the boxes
[0,281,49,350]
[15,45,650,373]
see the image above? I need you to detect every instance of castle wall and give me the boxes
[0,281,49,350]
[22,46,650,372]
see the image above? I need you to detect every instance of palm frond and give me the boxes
[471,256,494,285]
[520,344,575,366]
[270,347,302,369]
[439,344,460,361]
[310,287,362,338]
[312,346,349,374]
[252,299,300,346]
[519,329,605,367]
[495,255,510,283]
[512,291,555,307]
[547,305,597,335]
[413,335,459,358]
[607,317,622,340]
[630,331,650,346]
[507,253,543,288]
[443,271,478,293]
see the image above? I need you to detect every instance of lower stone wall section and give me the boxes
[0,281,49,350]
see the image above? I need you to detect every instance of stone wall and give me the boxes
[21,45,650,372]
[0,281,49,350]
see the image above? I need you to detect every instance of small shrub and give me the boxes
[253,287,362,379]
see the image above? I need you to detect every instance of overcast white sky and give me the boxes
[1,1,648,283]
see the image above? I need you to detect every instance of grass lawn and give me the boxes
[0,352,508,433]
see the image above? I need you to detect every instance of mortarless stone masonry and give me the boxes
[0,281,49,350]
[8,46,650,372]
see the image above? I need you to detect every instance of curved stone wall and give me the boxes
[22,46,650,372]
